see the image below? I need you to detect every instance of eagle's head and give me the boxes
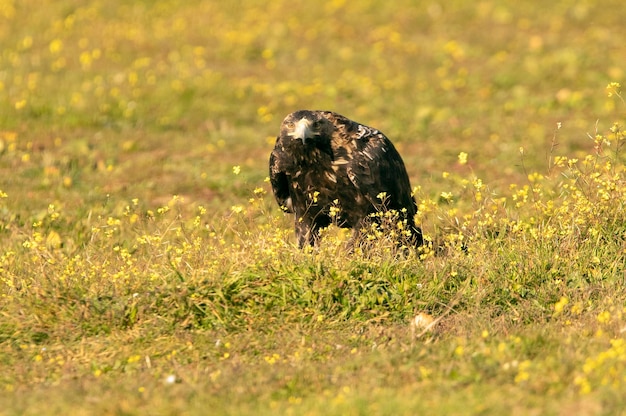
[280,110,333,145]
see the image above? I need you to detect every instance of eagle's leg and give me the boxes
[408,223,424,248]
[295,215,331,248]
[345,228,362,254]
[295,218,316,248]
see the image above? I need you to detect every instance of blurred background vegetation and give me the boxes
[1,0,624,213]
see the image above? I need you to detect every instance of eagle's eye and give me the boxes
[285,121,295,129]
[312,120,322,130]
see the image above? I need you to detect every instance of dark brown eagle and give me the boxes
[269,110,423,249]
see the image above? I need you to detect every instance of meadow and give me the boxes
[1,0,626,414]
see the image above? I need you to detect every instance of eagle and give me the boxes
[269,110,423,249]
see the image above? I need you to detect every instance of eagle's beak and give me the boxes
[292,118,313,144]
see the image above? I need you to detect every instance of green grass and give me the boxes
[1,0,626,414]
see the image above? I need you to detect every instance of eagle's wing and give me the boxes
[269,141,293,212]
[350,129,415,211]
[323,112,415,213]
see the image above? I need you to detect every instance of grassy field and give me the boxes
[1,0,626,414]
